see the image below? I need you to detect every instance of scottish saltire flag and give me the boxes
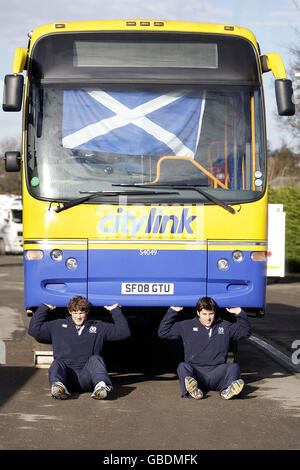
[62,89,206,158]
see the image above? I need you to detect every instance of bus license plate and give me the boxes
[122,282,174,295]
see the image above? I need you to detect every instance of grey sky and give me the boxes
[0,0,299,149]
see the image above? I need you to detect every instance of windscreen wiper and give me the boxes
[175,185,235,214]
[113,183,235,214]
[53,189,179,213]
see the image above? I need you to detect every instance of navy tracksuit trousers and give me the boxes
[49,355,111,393]
[177,361,240,397]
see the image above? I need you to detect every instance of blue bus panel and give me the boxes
[24,245,266,309]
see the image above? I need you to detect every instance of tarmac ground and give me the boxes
[0,256,299,458]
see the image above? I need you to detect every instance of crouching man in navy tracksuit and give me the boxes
[28,296,131,400]
[158,297,251,400]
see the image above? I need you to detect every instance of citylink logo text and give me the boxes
[96,205,204,240]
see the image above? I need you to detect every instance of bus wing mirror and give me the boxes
[13,48,28,75]
[261,53,286,78]
[2,74,24,112]
[261,53,295,116]
[275,79,295,116]
[4,151,21,172]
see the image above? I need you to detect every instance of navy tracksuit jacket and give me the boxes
[28,304,131,392]
[158,308,251,395]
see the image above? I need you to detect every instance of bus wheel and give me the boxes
[227,339,237,363]
[0,239,5,255]
[255,309,265,318]
[226,351,236,363]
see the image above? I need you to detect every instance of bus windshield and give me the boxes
[26,84,265,203]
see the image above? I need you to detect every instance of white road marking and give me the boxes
[249,335,300,374]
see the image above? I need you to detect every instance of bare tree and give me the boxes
[287,30,300,150]
[276,3,300,151]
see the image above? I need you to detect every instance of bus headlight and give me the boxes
[232,250,244,262]
[66,257,78,270]
[25,250,43,260]
[51,249,63,261]
[217,258,229,270]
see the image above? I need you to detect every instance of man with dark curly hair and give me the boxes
[28,296,130,400]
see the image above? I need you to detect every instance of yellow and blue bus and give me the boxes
[3,20,294,314]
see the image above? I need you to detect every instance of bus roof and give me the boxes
[28,20,259,52]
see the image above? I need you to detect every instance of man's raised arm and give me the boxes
[102,304,131,341]
[158,306,183,340]
[28,303,55,342]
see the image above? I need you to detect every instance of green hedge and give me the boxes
[268,186,300,271]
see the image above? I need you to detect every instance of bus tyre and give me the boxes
[226,351,236,363]
[0,239,5,255]
[255,309,265,318]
